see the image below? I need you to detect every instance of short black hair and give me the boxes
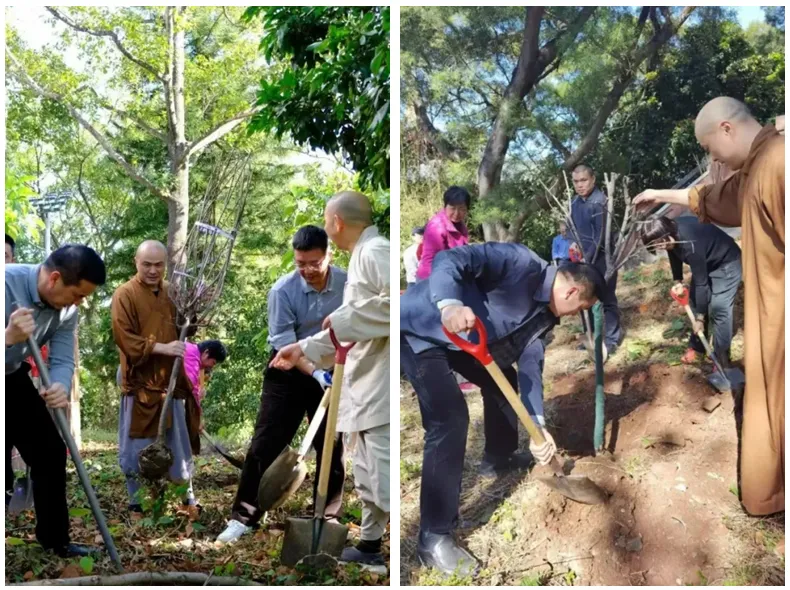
[292,225,328,252]
[443,186,471,208]
[557,262,606,302]
[412,226,425,236]
[44,244,106,286]
[573,163,595,177]
[5,234,15,252]
[640,217,678,251]
[198,339,227,363]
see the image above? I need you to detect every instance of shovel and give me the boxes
[7,284,123,570]
[258,387,330,512]
[280,329,354,567]
[200,430,244,470]
[138,321,191,480]
[8,466,34,514]
[669,286,745,393]
[443,318,609,505]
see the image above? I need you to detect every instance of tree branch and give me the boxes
[185,106,262,160]
[91,95,167,142]
[45,7,163,82]
[7,49,167,201]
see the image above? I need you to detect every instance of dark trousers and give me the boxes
[581,264,622,349]
[231,352,345,525]
[400,336,519,534]
[5,367,69,550]
[689,259,742,363]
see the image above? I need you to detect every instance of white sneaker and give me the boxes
[216,519,251,543]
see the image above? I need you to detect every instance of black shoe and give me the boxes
[479,451,534,479]
[417,531,479,577]
[54,544,100,558]
[128,503,143,513]
[340,546,386,566]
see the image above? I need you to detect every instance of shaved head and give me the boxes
[694,97,764,170]
[136,240,167,258]
[695,97,755,138]
[323,191,374,251]
[326,191,373,226]
[135,240,167,286]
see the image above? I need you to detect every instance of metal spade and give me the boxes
[257,387,330,512]
[444,318,609,505]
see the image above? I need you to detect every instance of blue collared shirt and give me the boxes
[571,187,608,265]
[267,265,347,351]
[5,264,78,390]
[400,243,558,355]
[552,234,571,261]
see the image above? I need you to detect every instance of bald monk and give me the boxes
[634,97,784,516]
[112,240,200,511]
[272,191,391,567]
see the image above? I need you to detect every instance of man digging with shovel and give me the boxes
[271,191,391,569]
[640,216,743,391]
[217,225,347,543]
[400,243,606,575]
[5,245,106,557]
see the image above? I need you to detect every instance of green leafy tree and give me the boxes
[243,6,390,190]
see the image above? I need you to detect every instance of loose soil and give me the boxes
[400,257,783,586]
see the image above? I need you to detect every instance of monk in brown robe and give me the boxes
[111,240,200,511]
[634,97,784,516]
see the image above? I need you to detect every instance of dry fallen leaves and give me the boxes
[59,564,82,579]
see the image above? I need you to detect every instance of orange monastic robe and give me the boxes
[689,125,784,515]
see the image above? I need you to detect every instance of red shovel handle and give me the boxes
[329,328,355,364]
[670,285,690,307]
[442,316,493,365]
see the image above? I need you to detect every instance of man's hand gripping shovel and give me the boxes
[443,318,608,505]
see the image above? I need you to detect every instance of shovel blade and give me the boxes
[281,517,348,567]
[258,448,307,512]
[138,442,173,480]
[537,474,609,505]
[707,368,745,394]
[8,478,34,514]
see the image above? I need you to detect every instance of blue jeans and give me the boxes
[689,258,742,363]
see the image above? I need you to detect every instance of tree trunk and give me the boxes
[166,7,189,276]
[477,7,595,242]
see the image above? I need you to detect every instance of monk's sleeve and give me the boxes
[329,241,390,342]
[764,137,785,246]
[112,288,156,367]
[688,173,742,227]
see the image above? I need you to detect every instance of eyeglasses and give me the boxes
[295,258,326,271]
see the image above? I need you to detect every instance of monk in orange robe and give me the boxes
[634,97,784,516]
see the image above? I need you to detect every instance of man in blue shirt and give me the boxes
[570,164,623,354]
[551,221,572,265]
[400,243,605,575]
[217,226,348,543]
[5,245,106,557]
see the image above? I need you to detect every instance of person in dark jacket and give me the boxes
[400,243,606,576]
[640,216,742,368]
[570,164,623,354]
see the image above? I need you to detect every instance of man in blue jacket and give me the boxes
[570,164,623,355]
[400,243,605,575]
[551,221,572,266]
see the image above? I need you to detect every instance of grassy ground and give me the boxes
[5,431,389,585]
[400,255,784,586]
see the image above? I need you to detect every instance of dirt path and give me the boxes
[400,259,783,586]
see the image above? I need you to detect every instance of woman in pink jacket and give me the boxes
[416,186,471,281]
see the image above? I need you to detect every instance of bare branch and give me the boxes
[185,106,262,161]
[7,48,167,201]
[45,7,163,82]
